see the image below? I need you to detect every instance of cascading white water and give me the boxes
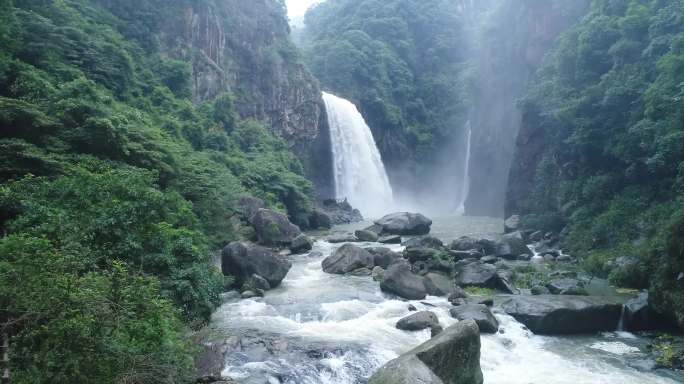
[322,92,394,218]
[456,122,472,215]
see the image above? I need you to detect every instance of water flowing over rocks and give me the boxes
[221,242,291,288]
[375,212,433,236]
[368,320,483,384]
[499,295,624,335]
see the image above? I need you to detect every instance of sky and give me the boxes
[285,0,322,22]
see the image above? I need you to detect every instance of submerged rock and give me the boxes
[450,304,499,334]
[375,212,432,236]
[321,243,375,274]
[368,320,483,384]
[396,311,440,332]
[251,208,302,246]
[380,263,427,300]
[499,295,623,335]
[222,242,291,288]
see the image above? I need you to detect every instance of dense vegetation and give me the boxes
[516,0,684,326]
[0,0,313,382]
[302,0,471,191]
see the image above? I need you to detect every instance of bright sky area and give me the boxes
[285,0,322,19]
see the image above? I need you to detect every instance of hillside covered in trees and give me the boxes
[506,0,684,326]
[0,0,323,382]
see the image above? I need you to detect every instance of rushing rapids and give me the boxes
[207,217,682,384]
[322,92,394,218]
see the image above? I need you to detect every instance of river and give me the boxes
[208,216,683,384]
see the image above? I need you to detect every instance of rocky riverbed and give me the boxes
[198,214,684,384]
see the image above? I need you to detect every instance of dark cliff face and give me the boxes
[465,0,590,218]
[158,0,334,198]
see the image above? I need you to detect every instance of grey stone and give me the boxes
[450,304,499,334]
[322,243,374,274]
[222,242,291,288]
[375,212,433,236]
[380,263,427,300]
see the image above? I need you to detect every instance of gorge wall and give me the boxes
[98,0,335,198]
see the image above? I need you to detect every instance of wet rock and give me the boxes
[481,256,498,264]
[448,289,469,304]
[403,236,444,249]
[322,243,375,274]
[531,285,550,295]
[450,250,484,260]
[319,198,363,224]
[431,325,444,337]
[368,320,483,384]
[546,278,587,296]
[309,208,332,229]
[355,229,379,242]
[405,247,440,263]
[366,247,402,269]
[396,311,440,332]
[372,266,385,281]
[423,272,459,297]
[222,242,292,288]
[243,274,271,292]
[350,267,373,276]
[454,261,513,293]
[380,263,427,300]
[543,254,556,262]
[504,215,521,233]
[450,304,499,334]
[529,231,544,242]
[450,236,479,251]
[375,212,432,236]
[327,234,358,243]
[499,295,623,335]
[251,208,302,246]
[289,234,313,254]
[494,231,532,259]
[379,235,402,244]
[408,304,417,311]
[624,291,663,332]
[195,341,229,383]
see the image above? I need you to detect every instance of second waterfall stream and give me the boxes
[322,92,394,218]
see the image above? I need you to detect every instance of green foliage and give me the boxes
[0,236,194,384]
[0,0,316,382]
[518,0,684,325]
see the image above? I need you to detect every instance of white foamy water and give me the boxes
[323,92,394,218]
[210,218,681,384]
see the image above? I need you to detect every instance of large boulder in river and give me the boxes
[322,243,375,274]
[449,304,499,334]
[375,212,432,236]
[381,263,427,300]
[423,272,460,297]
[494,231,532,259]
[251,208,301,246]
[623,291,664,332]
[309,208,332,229]
[368,320,483,384]
[289,234,313,254]
[546,278,587,296]
[355,229,379,242]
[396,311,440,332]
[499,295,623,335]
[504,215,521,233]
[454,262,514,293]
[403,236,444,249]
[222,242,292,288]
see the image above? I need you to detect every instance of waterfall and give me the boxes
[322,92,394,218]
[456,122,472,215]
